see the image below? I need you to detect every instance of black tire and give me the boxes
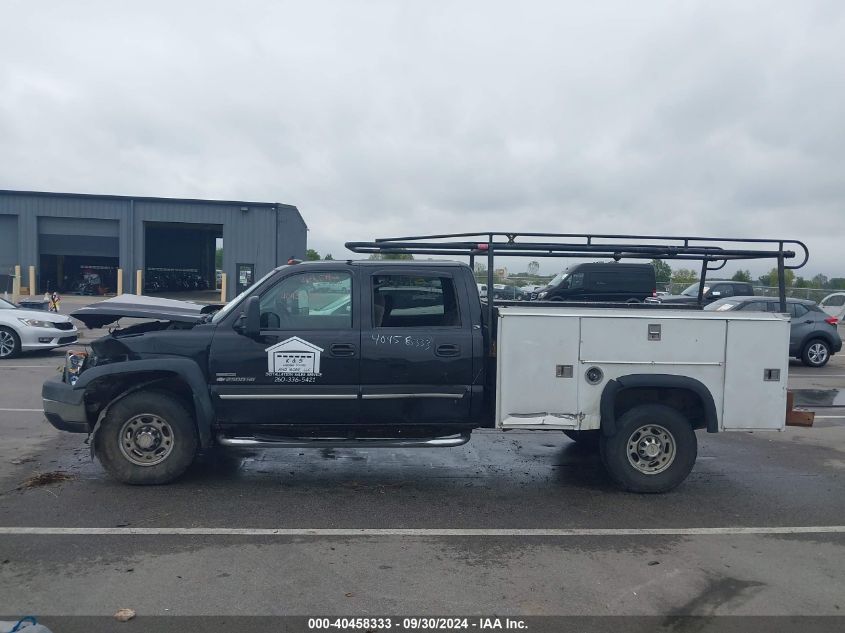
[0,327,21,359]
[801,339,831,368]
[563,429,600,449]
[94,390,198,485]
[599,404,697,493]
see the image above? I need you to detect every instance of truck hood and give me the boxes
[71,294,221,329]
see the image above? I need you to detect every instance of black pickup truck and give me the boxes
[41,232,808,493]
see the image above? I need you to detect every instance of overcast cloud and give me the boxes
[1,0,843,276]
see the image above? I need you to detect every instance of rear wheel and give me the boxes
[600,404,697,493]
[801,339,830,367]
[94,390,198,485]
[0,327,21,359]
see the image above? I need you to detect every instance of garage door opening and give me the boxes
[38,217,119,295]
[144,222,222,300]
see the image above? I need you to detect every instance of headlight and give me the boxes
[64,350,88,385]
[538,291,548,299]
[18,318,56,328]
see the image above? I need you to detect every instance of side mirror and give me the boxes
[242,296,261,338]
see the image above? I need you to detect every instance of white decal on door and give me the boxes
[265,336,324,375]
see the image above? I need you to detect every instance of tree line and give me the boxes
[651,259,845,289]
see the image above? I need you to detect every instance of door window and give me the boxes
[789,303,809,319]
[372,274,460,327]
[823,294,845,307]
[259,271,352,330]
[568,272,584,289]
[711,284,734,298]
[739,301,767,311]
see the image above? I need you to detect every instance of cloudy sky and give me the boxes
[1,1,843,276]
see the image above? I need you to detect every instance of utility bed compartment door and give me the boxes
[579,317,727,365]
[497,314,580,428]
[722,319,789,430]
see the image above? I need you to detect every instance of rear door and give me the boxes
[208,268,360,425]
[359,268,473,425]
[787,302,814,353]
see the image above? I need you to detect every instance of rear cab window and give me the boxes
[372,274,461,328]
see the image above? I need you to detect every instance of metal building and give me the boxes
[0,190,307,300]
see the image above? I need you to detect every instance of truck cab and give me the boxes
[43,261,488,485]
[207,261,485,436]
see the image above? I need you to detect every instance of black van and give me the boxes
[530,262,656,302]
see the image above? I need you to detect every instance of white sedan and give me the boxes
[820,292,845,322]
[0,297,79,359]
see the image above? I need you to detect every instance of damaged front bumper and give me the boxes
[42,376,90,433]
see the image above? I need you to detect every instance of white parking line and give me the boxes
[792,374,845,378]
[0,526,842,537]
[814,415,845,419]
[0,408,42,412]
[0,365,58,369]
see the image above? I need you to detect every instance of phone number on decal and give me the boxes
[308,618,471,630]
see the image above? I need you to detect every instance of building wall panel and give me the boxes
[0,191,306,298]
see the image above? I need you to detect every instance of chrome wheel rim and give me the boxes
[808,343,828,365]
[626,424,676,475]
[118,413,175,466]
[0,331,15,357]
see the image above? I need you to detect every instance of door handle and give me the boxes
[436,344,460,357]
[330,344,357,357]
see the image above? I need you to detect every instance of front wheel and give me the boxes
[0,327,21,359]
[94,390,198,485]
[600,404,697,493]
[801,339,831,368]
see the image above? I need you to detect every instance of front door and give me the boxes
[209,268,360,425]
[360,270,473,426]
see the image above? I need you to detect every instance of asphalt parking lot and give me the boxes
[0,308,843,624]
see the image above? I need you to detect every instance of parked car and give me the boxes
[820,292,845,322]
[531,262,656,302]
[658,281,755,306]
[0,296,79,359]
[492,284,525,300]
[705,296,842,367]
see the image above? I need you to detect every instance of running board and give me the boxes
[216,433,472,449]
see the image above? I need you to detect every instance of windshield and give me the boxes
[681,282,708,297]
[549,271,567,287]
[210,268,280,324]
[705,300,740,312]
